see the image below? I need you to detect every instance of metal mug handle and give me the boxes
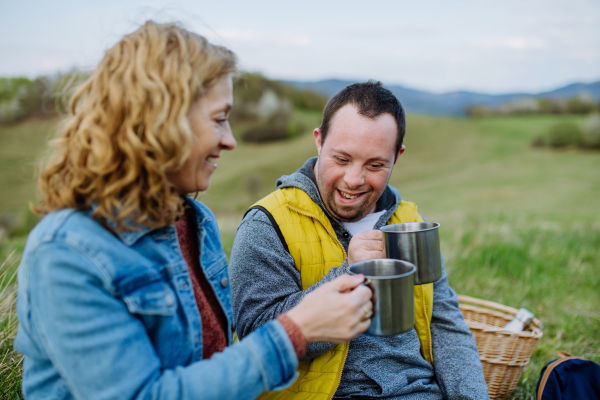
[358,277,376,319]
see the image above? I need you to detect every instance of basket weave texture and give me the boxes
[457,295,543,399]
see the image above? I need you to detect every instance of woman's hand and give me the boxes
[286,274,373,343]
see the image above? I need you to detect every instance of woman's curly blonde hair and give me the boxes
[37,21,237,231]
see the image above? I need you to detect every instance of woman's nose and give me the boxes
[221,123,236,151]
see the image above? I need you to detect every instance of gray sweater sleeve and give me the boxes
[430,260,490,399]
[229,209,347,359]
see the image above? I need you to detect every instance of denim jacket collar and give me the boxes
[90,198,212,247]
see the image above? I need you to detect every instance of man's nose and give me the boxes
[343,164,365,189]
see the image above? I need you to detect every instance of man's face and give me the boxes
[313,104,404,222]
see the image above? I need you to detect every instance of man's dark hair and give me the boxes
[319,80,405,159]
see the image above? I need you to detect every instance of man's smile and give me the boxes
[337,189,365,201]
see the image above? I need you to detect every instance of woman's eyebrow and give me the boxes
[212,103,232,115]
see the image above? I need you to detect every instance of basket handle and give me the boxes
[457,294,544,329]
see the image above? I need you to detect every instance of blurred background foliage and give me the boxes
[465,91,600,151]
[465,91,599,118]
[231,72,327,143]
[0,71,327,142]
[0,70,599,399]
[0,72,89,124]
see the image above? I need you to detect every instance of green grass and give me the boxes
[443,216,600,399]
[0,118,58,217]
[1,113,599,399]
[0,251,22,399]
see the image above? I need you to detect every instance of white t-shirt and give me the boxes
[341,210,386,237]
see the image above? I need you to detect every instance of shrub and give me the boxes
[0,76,59,124]
[0,77,31,103]
[241,124,289,143]
[581,113,600,149]
[566,96,598,114]
[546,122,582,148]
[530,136,545,148]
[240,104,298,143]
[231,72,327,124]
[465,105,490,118]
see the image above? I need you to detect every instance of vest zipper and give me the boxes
[286,203,349,399]
[286,204,347,259]
[328,344,350,400]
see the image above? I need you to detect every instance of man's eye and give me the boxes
[336,158,348,163]
[369,164,383,169]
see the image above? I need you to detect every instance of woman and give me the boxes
[15,21,373,399]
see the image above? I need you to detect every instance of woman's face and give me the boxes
[167,75,236,194]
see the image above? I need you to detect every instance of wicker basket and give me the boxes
[457,295,543,399]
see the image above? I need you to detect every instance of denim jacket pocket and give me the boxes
[120,277,187,368]
[122,280,177,316]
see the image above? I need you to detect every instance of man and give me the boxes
[229,81,489,399]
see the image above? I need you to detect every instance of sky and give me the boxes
[1,0,599,94]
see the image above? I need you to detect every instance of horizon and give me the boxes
[280,76,600,96]
[4,70,599,98]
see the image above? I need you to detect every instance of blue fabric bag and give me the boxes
[536,352,600,400]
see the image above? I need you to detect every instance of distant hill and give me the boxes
[283,79,600,116]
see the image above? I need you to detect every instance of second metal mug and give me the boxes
[380,222,442,285]
[348,259,416,336]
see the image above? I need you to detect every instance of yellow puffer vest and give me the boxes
[253,187,434,400]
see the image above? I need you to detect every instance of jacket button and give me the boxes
[343,232,350,238]
[165,293,175,306]
[220,277,229,288]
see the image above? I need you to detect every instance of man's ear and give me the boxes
[393,145,406,165]
[314,128,323,155]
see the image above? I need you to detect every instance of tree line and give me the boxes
[466,94,599,118]
[0,72,329,144]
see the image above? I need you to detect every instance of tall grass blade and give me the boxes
[0,251,22,399]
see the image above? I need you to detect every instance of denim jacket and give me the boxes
[15,199,298,399]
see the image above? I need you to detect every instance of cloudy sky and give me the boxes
[1,0,599,94]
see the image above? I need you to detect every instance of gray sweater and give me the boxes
[229,157,489,400]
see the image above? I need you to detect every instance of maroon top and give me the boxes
[175,207,306,359]
[175,209,227,359]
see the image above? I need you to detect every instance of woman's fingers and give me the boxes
[286,274,375,343]
[329,273,365,293]
[348,283,373,305]
[359,304,373,322]
[355,319,374,336]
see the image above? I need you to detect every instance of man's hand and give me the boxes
[347,230,385,265]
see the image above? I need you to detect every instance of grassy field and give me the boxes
[1,112,598,399]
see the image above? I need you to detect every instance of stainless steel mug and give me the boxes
[380,222,442,285]
[348,259,416,336]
